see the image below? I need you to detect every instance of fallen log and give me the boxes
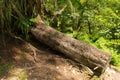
[31,15,111,75]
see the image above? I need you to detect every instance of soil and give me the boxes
[0,35,120,80]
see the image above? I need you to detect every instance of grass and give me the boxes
[0,56,14,76]
[0,63,14,76]
[0,65,6,75]
[18,70,27,80]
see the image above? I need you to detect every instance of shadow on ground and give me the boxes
[0,36,90,80]
[0,35,120,80]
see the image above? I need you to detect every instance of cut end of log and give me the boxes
[36,15,45,24]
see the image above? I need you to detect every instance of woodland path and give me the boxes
[0,36,120,80]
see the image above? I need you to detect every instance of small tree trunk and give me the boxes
[31,15,111,75]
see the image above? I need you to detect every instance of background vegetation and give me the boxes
[0,0,120,68]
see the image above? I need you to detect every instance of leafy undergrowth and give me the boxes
[0,62,14,76]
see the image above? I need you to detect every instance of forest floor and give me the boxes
[0,35,120,80]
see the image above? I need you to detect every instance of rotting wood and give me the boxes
[31,15,112,76]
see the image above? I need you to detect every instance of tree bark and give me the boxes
[31,15,112,75]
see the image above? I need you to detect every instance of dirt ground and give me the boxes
[0,35,120,80]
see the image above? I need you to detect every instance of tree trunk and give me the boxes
[31,15,112,75]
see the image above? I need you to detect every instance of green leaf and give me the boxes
[80,0,86,4]
[29,18,37,23]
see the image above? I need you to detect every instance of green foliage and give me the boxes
[17,18,37,39]
[18,70,27,80]
[93,37,120,68]
[0,62,14,75]
[94,37,108,50]
[0,65,6,75]
[76,33,92,44]
[0,0,38,39]
[111,53,120,68]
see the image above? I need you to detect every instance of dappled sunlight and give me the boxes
[2,68,27,80]
[0,37,91,80]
